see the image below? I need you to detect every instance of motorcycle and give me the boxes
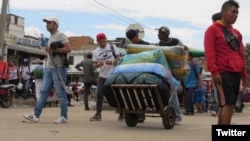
[0,84,15,108]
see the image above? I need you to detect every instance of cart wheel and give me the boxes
[125,113,138,127]
[162,106,175,129]
[1,94,13,108]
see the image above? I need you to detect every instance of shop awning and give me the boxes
[189,48,204,57]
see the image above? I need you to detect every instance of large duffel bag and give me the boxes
[104,72,170,108]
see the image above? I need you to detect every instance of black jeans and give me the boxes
[185,87,195,113]
[84,83,92,108]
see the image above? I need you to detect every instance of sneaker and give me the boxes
[53,116,68,124]
[68,104,75,107]
[23,113,39,122]
[211,111,217,117]
[175,118,182,123]
[89,113,101,121]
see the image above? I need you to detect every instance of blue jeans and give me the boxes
[34,67,68,118]
[22,79,30,99]
[169,91,182,122]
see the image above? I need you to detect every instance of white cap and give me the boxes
[43,16,59,26]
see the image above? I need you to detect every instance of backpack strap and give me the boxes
[110,45,116,58]
[221,27,240,51]
[21,65,30,72]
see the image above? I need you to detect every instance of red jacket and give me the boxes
[204,21,247,81]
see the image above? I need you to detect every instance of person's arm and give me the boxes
[50,33,72,54]
[75,61,83,71]
[112,45,121,65]
[54,42,71,54]
[237,31,248,88]
[204,26,221,85]
[92,51,104,68]
[18,67,22,82]
[196,68,202,86]
[93,61,104,68]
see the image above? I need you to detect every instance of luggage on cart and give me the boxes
[104,72,175,129]
[103,50,179,129]
[104,72,170,107]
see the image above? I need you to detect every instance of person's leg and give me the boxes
[74,92,79,101]
[197,103,204,113]
[169,91,182,121]
[196,88,204,113]
[217,72,241,125]
[90,78,106,121]
[23,79,30,99]
[184,88,194,115]
[96,78,106,114]
[34,69,53,117]
[52,67,68,119]
[218,104,234,124]
[193,89,200,112]
[84,83,91,110]
[31,80,36,95]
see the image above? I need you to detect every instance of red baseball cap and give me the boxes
[96,33,107,42]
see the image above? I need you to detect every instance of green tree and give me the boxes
[245,43,250,86]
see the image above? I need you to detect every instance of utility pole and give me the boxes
[0,0,9,61]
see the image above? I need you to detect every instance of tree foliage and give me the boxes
[245,43,250,79]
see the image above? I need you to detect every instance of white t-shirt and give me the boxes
[92,44,120,78]
[20,65,32,80]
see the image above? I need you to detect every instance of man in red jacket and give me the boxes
[204,0,247,125]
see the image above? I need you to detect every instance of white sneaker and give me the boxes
[23,113,39,122]
[54,116,68,124]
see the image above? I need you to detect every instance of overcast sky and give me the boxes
[4,0,250,50]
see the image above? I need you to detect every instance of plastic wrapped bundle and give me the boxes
[125,44,188,79]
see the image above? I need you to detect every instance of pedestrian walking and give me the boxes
[75,52,97,110]
[23,16,71,124]
[89,33,120,121]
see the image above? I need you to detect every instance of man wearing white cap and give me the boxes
[23,16,71,124]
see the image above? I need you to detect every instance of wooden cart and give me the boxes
[110,84,175,129]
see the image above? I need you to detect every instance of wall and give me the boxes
[68,36,94,50]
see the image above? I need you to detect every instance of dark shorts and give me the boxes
[215,72,241,106]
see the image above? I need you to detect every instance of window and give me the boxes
[14,16,18,24]
[68,56,74,65]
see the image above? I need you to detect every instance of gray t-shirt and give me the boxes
[47,31,69,67]
[75,59,95,83]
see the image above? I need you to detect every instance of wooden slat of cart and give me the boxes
[111,84,165,114]
[132,88,143,110]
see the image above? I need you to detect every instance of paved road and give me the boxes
[0,99,249,141]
